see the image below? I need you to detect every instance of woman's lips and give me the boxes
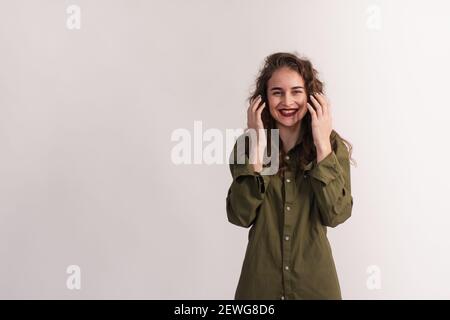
[279,109,299,117]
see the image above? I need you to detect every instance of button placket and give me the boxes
[282,169,294,297]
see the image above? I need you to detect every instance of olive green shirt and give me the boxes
[226,129,353,300]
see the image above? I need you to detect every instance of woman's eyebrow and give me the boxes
[270,86,304,91]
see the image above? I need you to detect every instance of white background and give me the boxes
[1,0,449,299]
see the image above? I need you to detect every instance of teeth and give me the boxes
[280,109,298,116]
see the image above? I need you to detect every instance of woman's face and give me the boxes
[266,67,308,128]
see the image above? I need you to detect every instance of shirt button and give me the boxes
[285,155,290,160]
[281,296,285,300]
[285,235,290,241]
[286,178,291,183]
[285,266,289,271]
[286,206,291,211]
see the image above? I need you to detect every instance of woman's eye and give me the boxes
[273,92,281,96]
[293,91,302,94]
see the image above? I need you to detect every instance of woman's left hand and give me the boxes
[306,92,333,162]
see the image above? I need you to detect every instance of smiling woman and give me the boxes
[250,52,354,174]
[226,52,355,300]
[268,68,307,126]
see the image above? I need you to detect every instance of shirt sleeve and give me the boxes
[225,136,271,228]
[308,131,353,228]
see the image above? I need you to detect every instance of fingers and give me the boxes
[256,100,265,118]
[310,94,323,117]
[313,92,330,117]
[247,95,265,130]
[248,96,258,121]
[251,95,262,113]
[306,102,317,121]
[248,96,258,115]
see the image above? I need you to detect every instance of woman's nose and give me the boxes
[282,93,294,105]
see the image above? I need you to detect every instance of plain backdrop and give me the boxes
[1,0,450,299]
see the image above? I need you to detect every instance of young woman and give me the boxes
[226,52,354,300]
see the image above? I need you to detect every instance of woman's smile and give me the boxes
[278,107,299,117]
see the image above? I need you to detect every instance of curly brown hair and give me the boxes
[247,51,355,176]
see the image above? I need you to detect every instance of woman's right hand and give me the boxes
[246,95,267,173]
[247,95,265,131]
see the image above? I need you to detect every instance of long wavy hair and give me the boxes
[247,52,355,177]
